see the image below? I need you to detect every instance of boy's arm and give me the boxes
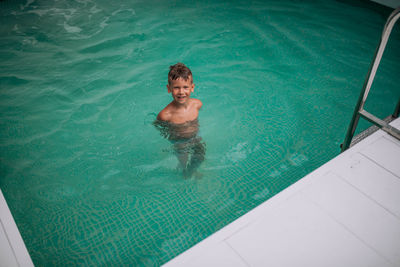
[157,109,171,121]
[195,99,203,110]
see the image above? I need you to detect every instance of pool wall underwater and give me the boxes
[1,0,400,266]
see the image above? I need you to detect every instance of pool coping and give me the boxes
[0,189,34,267]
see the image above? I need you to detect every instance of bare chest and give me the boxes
[169,108,199,124]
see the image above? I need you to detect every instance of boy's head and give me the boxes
[167,63,195,105]
[168,62,193,85]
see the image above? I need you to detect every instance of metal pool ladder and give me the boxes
[341,7,400,152]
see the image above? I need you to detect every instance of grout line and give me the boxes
[360,151,400,179]
[383,135,400,148]
[333,167,400,221]
[225,240,251,267]
[299,189,396,266]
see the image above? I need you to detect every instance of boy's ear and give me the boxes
[191,83,195,92]
[167,84,171,93]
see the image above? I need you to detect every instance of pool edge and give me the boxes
[0,189,34,267]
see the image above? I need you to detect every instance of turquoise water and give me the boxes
[1,0,399,265]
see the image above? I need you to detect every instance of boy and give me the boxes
[155,63,205,178]
[157,62,202,124]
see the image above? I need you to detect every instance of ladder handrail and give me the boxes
[341,7,400,152]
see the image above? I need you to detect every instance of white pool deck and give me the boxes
[1,118,399,267]
[164,117,400,267]
[0,191,34,267]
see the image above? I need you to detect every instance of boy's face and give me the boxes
[167,77,194,105]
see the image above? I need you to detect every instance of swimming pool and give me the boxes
[1,0,399,265]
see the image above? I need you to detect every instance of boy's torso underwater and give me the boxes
[153,118,200,142]
[153,118,206,178]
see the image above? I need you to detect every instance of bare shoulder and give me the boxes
[191,98,203,109]
[157,106,172,121]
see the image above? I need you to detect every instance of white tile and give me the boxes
[334,153,400,218]
[226,193,388,267]
[179,241,248,267]
[302,173,400,265]
[0,190,34,267]
[390,118,400,128]
[360,137,400,177]
[0,224,19,267]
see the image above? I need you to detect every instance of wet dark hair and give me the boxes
[168,62,193,84]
